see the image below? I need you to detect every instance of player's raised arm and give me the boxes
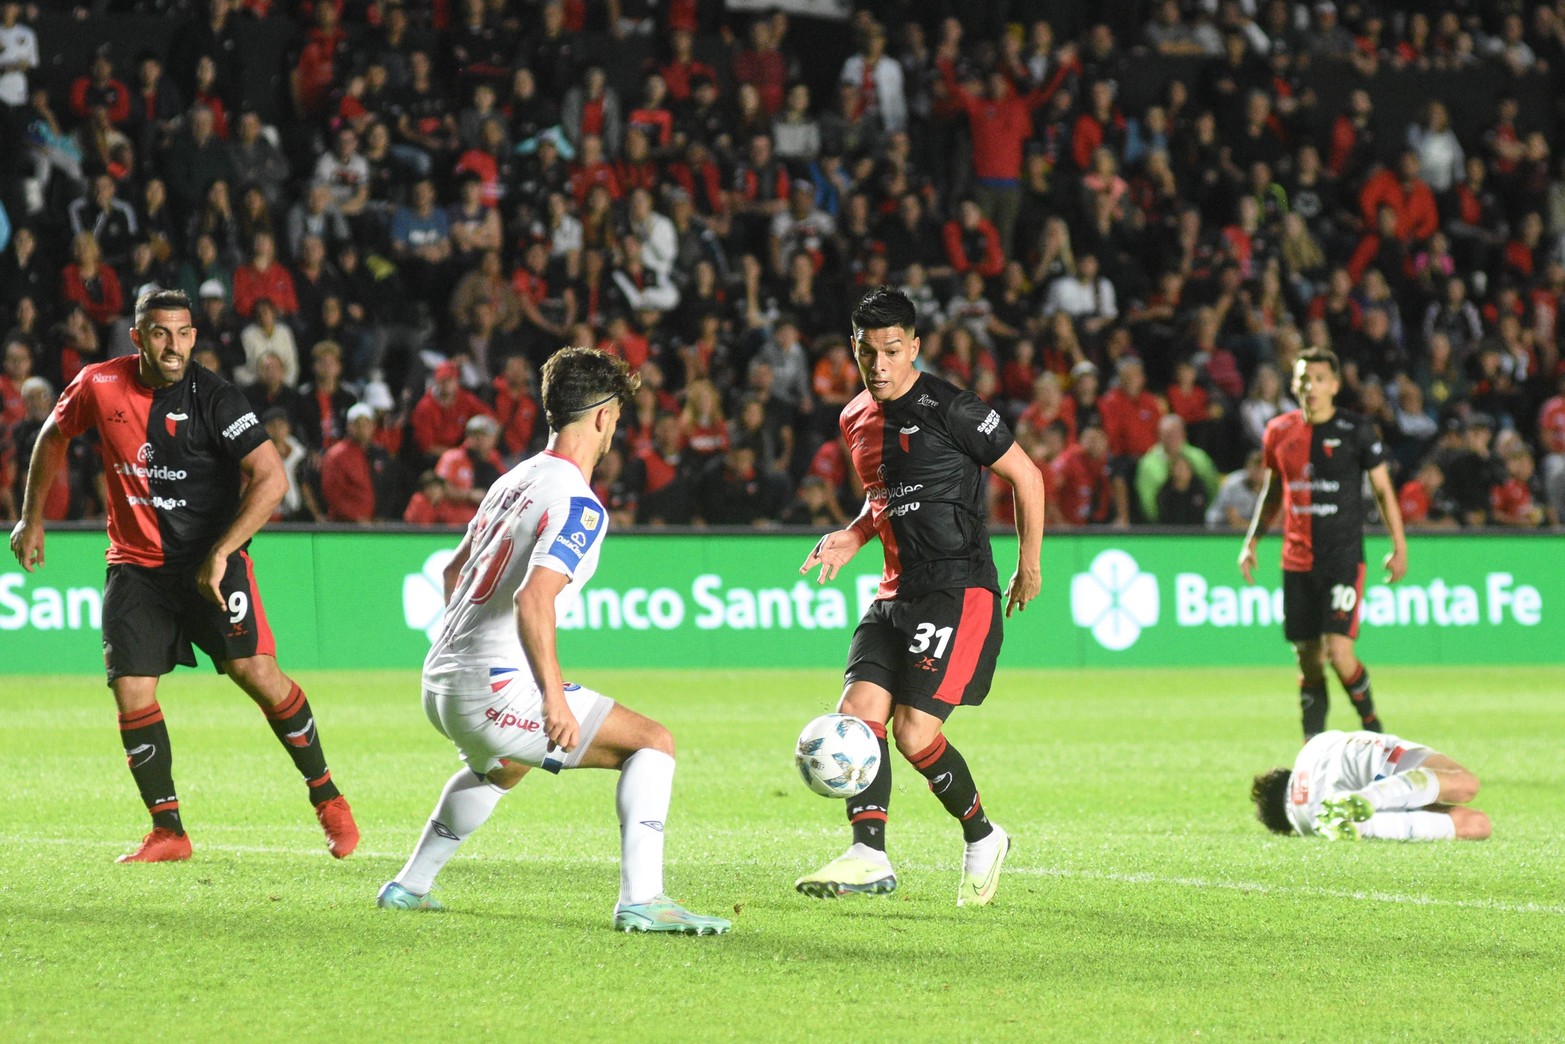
[198,439,288,606]
[990,441,1045,617]
[8,411,68,572]
[1239,467,1281,585]
[514,563,578,752]
[800,503,875,584]
[1367,462,1409,583]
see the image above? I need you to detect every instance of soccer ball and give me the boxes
[795,714,880,799]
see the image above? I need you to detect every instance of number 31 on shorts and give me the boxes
[908,622,953,658]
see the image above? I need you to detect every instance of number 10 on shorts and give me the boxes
[1329,585,1357,612]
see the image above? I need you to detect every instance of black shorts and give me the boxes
[845,587,1003,721]
[1282,563,1367,643]
[102,551,277,682]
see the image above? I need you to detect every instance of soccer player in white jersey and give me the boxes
[1251,730,1491,842]
[377,347,731,934]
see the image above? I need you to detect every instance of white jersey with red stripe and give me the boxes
[423,451,607,696]
[1285,729,1433,836]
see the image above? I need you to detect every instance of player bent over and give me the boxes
[1251,729,1491,841]
[8,289,357,862]
[378,347,729,934]
[797,287,1045,906]
[1240,349,1409,739]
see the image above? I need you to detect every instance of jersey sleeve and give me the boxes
[943,388,1014,467]
[207,379,268,462]
[1357,417,1386,472]
[529,493,608,579]
[1261,418,1279,474]
[53,370,94,438]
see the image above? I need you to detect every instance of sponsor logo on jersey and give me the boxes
[137,442,154,463]
[580,507,601,531]
[108,409,126,423]
[91,372,119,383]
[165,411,188,437]
[550,496,604,568]
[483,706,542,732]
[222,412,258,441]
[916,393,939,408]
[978,409,1000,435]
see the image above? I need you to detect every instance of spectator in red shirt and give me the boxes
[1490,446,1545,527]
[1050,425,1116,526]
[61,232,125,331]
[491,354,538,458]
[410,360,494,463]
[320,403,398,522]
[942,198,1005,280]
[1359,149,1439,242]
[403,469,470,526]
[1016,371,1078,443]
[232,232,299,319]
[1398,459,1457,529]
[68,48,131,126]
[937,45,1052,254]
[1098,355,1164,522]
[732,18,788,117]
[660,28,715,102]
[433,413,504,525]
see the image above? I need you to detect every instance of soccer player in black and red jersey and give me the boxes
[796,286,1045,907]
[1240,348,1409,740]
[9,289,359,863]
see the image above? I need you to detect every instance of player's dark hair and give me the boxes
[1296,348,1341,376]
[851,286,917,337]
[540,346,640,431]
[1250,768,1294,835]
[134,288,193,329]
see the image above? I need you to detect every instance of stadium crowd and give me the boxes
[2,0,1564,530]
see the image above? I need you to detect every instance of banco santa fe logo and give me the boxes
[404,549,456,640]
[1070,549,1160,651]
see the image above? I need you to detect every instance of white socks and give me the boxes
[1356,768,1441,812]
[395,769,507,895]
[617,749,675,905]
[1356,811,1457,841]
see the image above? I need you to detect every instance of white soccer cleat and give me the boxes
[957,824,1010,907]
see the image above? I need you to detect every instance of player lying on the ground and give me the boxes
[1251,729,1491,841]
[377,347,730,935]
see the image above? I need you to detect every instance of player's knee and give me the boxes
[641,721,675,758]
[1450,806,1491,840]
[1442,770,1480,805]
[486,760,529,789]
[892,723,940,762]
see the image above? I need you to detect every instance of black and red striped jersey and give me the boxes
[1262,408,1386,572]
[54,355,269,571]
[842,372,1014,600]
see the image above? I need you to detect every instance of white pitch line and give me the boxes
[8,836,1563,917]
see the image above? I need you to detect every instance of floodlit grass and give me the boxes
[2,666,1562,1041]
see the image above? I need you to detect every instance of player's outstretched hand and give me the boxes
[542,695,580,753]
[9,519,44,572]
[1383,545,1408,584]
[1238,542,1259,584]
[1004,565,1042,618]
[800,529,863,584]
[196,550,227,606]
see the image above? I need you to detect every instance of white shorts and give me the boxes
[422,677,615,775]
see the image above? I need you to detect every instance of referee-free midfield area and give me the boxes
[2,666,1561,1041]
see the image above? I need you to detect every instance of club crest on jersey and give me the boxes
[165,411,188,437]
[1323,437,1341,457]
[898,424,919,451]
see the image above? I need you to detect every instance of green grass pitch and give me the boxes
[2,665,1562,1041]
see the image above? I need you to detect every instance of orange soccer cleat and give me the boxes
[116,827,193,864]
[315,796,360,858]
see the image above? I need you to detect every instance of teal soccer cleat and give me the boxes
[612,895,732,935]
[376,881,446,911]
